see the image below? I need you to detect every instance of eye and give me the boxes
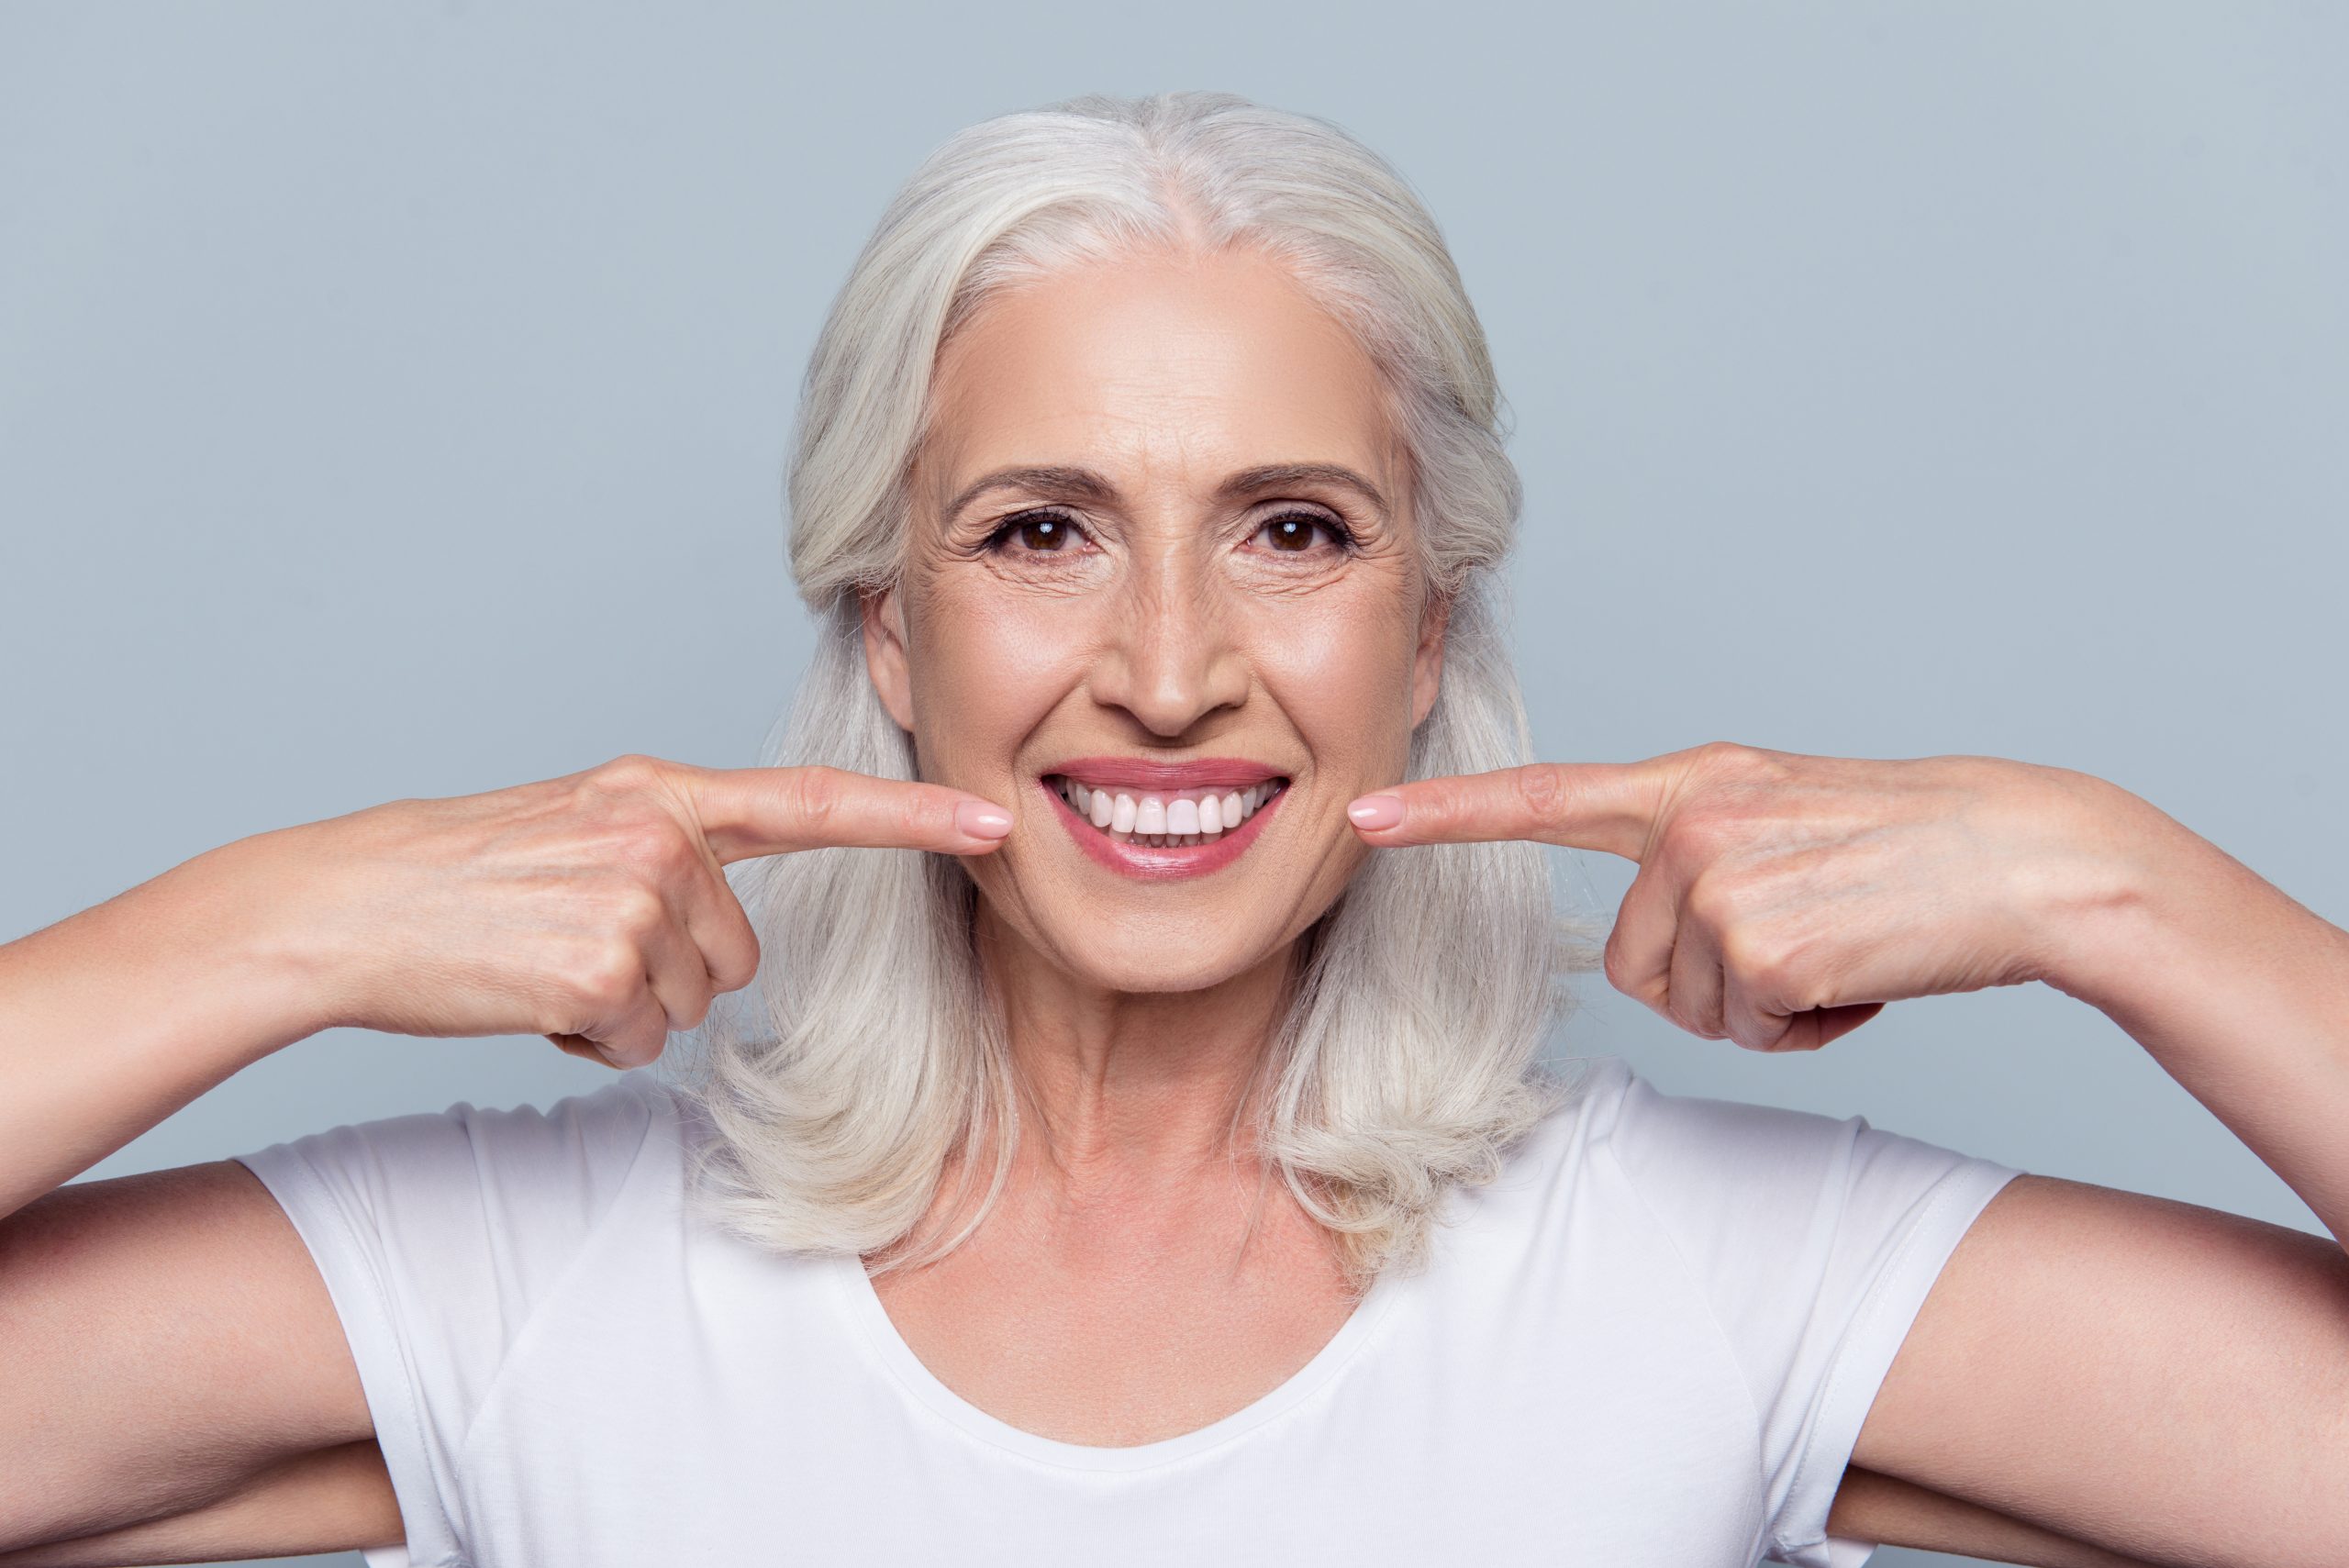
[985,508,1088,556]
[1250,510,1354,555]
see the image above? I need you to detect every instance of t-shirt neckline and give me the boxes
[827,1245,1404,1473]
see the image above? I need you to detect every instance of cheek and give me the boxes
[1242,595,1419,775]
[904,592,1079,790]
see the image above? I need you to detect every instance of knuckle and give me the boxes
[1512,763,1571,826]
[589,753,666,796]
[1718,922,1769,977]
[609,815,690,879]
[785,766,843,832]
[1662,979,1720,1037]
[1681,874,1739,931]
[709,926,763,993]
[1602,941,1666,1011]
[1722,927,1798,1000]
[1694,740,1775,778]
[573,938,644,1012]
[1723,995,1784,1051]
[607,881,670,938]
[1599,931,1634,992]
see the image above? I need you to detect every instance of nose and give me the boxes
[1087,553,1251,738]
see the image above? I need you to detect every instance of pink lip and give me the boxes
[1041,755,1288,791]
[1036,772,1289,881]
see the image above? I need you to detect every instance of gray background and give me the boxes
[4,3,2343,1566]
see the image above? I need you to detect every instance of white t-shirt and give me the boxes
[233,1054,2022,1568]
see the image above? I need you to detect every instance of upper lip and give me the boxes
[1040,755,1289,790]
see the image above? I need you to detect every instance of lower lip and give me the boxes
[1040,778,1287,881]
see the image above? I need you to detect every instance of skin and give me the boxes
[856,246,1444,1440]
[4,240,2348,1565]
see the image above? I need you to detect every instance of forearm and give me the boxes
[0,837,324,1221]
[2043,780,2349,1254]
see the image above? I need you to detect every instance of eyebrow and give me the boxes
[944,462,1389,522]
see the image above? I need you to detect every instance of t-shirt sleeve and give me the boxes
[230,1074,672,1568]
[1598,1068,2026,1568]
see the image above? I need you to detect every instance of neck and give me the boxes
[974,901,1298,1190]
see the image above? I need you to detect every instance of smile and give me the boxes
[1036,760,1291,880]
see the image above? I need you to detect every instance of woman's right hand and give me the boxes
[226,754,1014,1069]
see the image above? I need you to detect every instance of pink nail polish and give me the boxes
[1347,795,1404,830]
[956,801,1013,839]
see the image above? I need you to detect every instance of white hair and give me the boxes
[662,90,1604,1285]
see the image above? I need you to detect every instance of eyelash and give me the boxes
[980,507,1358,559]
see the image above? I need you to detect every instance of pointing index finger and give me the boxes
[680,764,1014,864]
[1345,761,1664,862]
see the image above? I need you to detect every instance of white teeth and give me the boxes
[1053,776,1283,848]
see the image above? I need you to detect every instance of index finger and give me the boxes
[677,764,1015,864]
[1344,762,1665,861]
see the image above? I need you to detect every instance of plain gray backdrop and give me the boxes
[4,4,2343,1566]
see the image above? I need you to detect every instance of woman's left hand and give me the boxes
[1345,741,2169,1052]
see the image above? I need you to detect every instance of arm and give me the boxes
[1830,1463,2174,1568]
[0,836,325,1223]
[0,755,1010,1556]
[2040,781,2349,1257]
[1851,778,2349,1567]
[0,1156,383,1555]
[1349,744,2349,1566]
[0,838,400,1554]
[0,1438,396,1568]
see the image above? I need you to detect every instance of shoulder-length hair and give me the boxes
[663,90,1603,1286]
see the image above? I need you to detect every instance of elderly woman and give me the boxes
[3,91,2344,1568]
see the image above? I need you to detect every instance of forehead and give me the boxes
[921,246,1397,505]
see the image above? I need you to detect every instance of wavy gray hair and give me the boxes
[663,89,1604,1285]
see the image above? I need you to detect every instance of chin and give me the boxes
[1000,906,1277,990]
[1051,939,1283,996]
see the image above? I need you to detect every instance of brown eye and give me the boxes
[1018,515,1071,550]
[1253,512,1351,553]
[986,510,1085,555]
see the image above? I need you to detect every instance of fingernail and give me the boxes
[1347,795,1404,831]
[956,800,1013,840]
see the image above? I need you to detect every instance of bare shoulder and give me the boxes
[1850,1172,2349,1567]
[0,1160,388,1557]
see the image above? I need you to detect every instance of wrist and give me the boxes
[2024,772,2219,1017]
[149,831,345,1054]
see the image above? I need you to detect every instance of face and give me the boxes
[863,245,1445,995]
